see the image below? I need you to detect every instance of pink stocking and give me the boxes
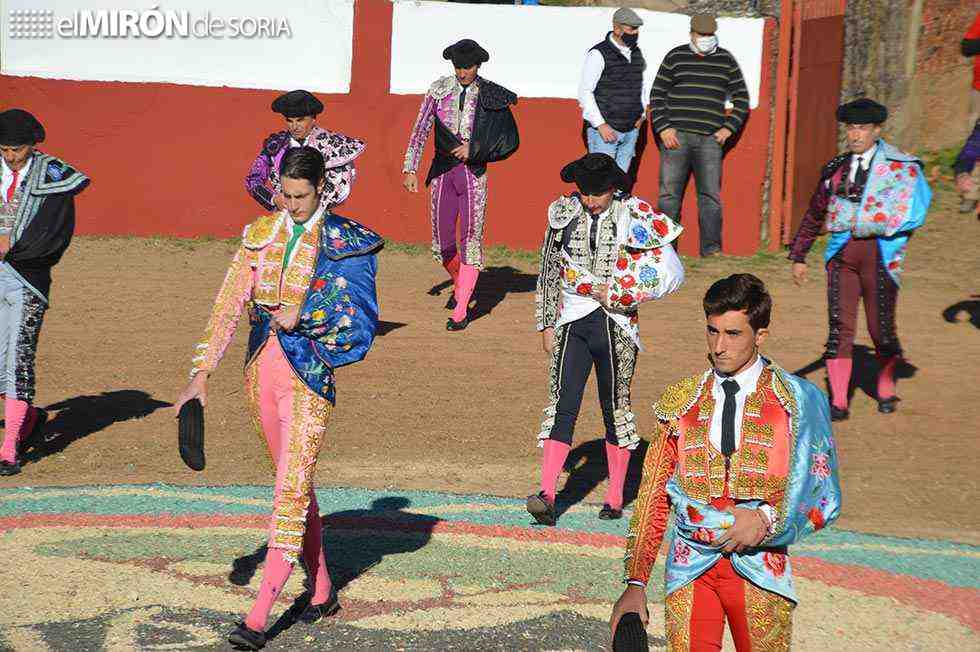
[303,498,332,605]
[603,442,631,510]
[452,264,479,322]
[825,358,852,410]
[0,399,30,464]
[444,255,460,286]
[877,356,899,400]
[539,440,571,503]
[245,548,294,632]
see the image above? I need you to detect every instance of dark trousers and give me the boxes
[825,238,901,359]
[548,309,627,445]
[657,131,723,256]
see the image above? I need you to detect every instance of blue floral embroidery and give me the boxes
[639,266,659,285]
[630,224,650,245]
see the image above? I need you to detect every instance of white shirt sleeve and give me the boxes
[578,49,607,129]
[641,56,654,112]
[650,243,685,299]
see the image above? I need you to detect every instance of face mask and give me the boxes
[620,32,639,48]
[694,35,718,53]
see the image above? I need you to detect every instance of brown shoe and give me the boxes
[526,492,557,526]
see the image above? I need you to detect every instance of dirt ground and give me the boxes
[1,184,977,545]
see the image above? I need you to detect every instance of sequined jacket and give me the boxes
[624,361,841,602]
[191,211,382,404]
[245,126,365,211]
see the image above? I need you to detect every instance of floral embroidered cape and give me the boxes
[245,214,382,404]
[824,140,931,286]
[655,365,841,603]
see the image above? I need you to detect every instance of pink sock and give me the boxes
[877,356,899,399]
[303,500,332,605]
[452,264,479,322]
[603,442,631,510]
[825,358,852,410]
[539,440,571,503]
[245,547,294,632]
[444,255,460,286]
[0,399,30,463]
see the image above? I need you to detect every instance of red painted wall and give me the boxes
[0,1,774,257]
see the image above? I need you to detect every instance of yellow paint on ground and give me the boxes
[343,576,444,603]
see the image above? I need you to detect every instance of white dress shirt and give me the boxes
[709,354,766,453]
[848,143,878,183]
[1,155,32,203]
[578,34,653,129]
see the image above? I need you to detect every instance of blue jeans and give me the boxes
[586,126,638,173]
[657,130,723,256]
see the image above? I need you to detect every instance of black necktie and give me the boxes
[721,379,739,458]
[459,86,467,111]
[589,213,599,252]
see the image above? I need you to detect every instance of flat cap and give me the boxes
[612,7,643,27]
[443,39,489,69]
[691,14,718,35]
[0,109,45,146]
[271,90,323,118]
[837,98,888,125]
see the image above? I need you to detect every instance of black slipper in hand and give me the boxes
[178,398,205,471]
[613,612,648,652]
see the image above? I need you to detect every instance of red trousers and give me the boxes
[665,498,794,651]
[825,237,901,359]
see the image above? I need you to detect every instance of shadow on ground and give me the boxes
[6,390,171,465]
[556,438,651,517]
[942,298,980,329]
[793,344,918,402]
[427,265,537,323]
[227,496,439,642]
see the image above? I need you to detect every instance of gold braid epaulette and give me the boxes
[769,364,799,415]
[654,371,711,421]
[242,214,282,250]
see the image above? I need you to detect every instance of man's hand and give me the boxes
[792,262,807,287]
[659,128,680,150]
[273,193,287,211]
[715,507,768,554]
[174,373,208,415]
[956,172,976,195]
[403,172,419,194]
[0,234,11,258]
[610,585,649,637]
[451,142,470,162]
[542,327,555,354]
[271,305,301,332]
[591,283,610,306]
[597,123,618,144]
[713,127,733,145]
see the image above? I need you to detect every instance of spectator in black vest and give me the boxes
[578,7,649,173]
[650,14,749,256]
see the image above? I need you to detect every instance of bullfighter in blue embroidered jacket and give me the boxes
[176,146,381,649]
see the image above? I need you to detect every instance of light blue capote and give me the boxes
[661,368,842,603]
[824,140,932,286]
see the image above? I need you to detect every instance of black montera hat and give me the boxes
[0,109,45,146]
[271,90,324,118]
[837,98,887,125]
[442,39,490,69]
[560,153,631,195]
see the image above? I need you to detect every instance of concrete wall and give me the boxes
[0,0,776,256]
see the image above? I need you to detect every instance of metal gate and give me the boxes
[769,0,848,246]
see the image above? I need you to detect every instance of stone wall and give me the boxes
[843,0,977,152]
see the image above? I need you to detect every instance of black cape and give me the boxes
[6,156,89,300]
[425,79,519,186]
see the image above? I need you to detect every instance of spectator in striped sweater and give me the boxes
[649,14,750,256]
